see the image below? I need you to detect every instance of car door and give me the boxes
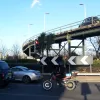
[11,68,23,80]
[15,68,25,80]
[87,17,92,25]
[81,19,86,26]
[11,68,18,80]
[93,17,99,23]
[84,18,90,25]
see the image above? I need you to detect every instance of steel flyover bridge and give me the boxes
[22,15,100,57]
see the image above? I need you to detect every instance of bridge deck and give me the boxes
[55,23,100,43]
[23,23,100,51]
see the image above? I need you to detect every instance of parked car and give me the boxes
[11,66,43,83]
[79,16,100,27]
[0,60,13,88]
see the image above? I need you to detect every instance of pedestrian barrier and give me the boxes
[77,73,100,76]
[42,73,100,76]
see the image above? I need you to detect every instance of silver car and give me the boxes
[11,66,42,83]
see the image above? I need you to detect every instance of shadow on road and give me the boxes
[0,82,67,100]
[0,75,79,100]
[42,85,66,99]
[95,84,100,92]
[81,83,91,100]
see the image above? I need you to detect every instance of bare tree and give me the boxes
[12,44,20,59]
[88,36,100,58]
[0,45,7,59]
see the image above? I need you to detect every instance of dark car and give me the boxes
[0,61,13,88]
[79,16,100,27]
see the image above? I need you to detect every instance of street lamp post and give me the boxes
[28,24,33,57]
[80,4,87,19]
[80,4,86,56]
[44,13,49,32]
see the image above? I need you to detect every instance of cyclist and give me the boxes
[51,56,67,86]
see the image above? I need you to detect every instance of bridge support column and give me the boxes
[82,39,85,56]
[68,42,71,56]
[59,42,61,55]
[29,47,31,56]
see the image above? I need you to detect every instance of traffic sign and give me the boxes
[40,56,62,65]
[68,56,93,65]
[40,56,93,65]
[40,57,47,65]
[51,56,59,65]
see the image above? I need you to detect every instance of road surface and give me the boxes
[0,81,100,100]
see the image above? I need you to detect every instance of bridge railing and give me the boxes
[22,15,100,48]
[22,20,83,47]
[45,20,83,34]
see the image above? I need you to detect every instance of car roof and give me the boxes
[85,16,98,20]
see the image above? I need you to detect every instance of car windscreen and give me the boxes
[93,17,99,20]
[22,67,29,71]
[0,62,9,70]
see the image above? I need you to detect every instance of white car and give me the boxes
[11,66,43,83]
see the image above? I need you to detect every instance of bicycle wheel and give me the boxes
[65,80,76,91]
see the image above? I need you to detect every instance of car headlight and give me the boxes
[32,72,38,76]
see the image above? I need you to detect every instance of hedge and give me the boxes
[92,59,100,67]
[2,59,100,73]
[4,59,37,63]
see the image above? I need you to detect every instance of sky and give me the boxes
[0,0,100,53]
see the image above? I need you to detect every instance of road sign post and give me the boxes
[90,64,92,73]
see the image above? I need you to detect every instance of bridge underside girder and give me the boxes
[23,46,40,58]
[23,38,85,58]
[51,39,85,56]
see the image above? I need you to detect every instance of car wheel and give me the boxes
[22,76,31,84]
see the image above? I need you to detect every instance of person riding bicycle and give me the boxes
[51,56,67,86]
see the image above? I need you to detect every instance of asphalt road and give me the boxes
[0,81,100,100]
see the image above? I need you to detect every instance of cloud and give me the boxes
[31,0,41,8]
